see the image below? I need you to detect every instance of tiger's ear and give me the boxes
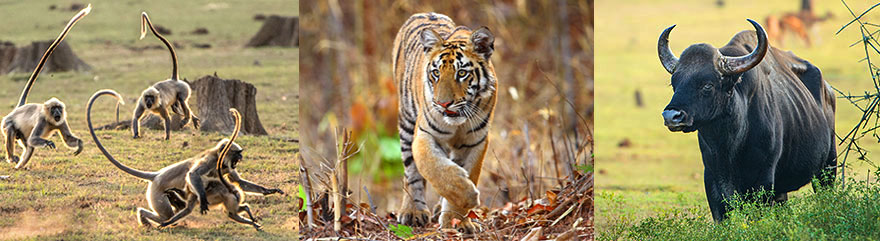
[420,29,443,51]
[471,27,495,60]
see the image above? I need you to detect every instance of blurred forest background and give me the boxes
[299,0,594,217]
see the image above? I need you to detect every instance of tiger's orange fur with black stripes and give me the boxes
[392,12,496,233]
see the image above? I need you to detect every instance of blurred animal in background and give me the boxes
[764,0,833,47]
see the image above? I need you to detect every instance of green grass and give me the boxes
[596,0,880,238]
[602,179,880,240]
[0,1,297,240]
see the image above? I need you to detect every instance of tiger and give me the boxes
[391,12,497,233]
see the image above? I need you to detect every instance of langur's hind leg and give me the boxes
[223,195,261,231]
[4,127,18,164]
[139,189,175,227]
[14,147,35,169]
[159,195,198,228]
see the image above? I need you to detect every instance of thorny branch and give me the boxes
[835,1,880,186]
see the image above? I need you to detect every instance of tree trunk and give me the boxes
[246,15,299,47]
[3,40,90,74]
[191,74,268,135]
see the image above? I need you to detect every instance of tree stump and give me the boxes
[140,112,186,131]
[192,74,268,135]
[3,40,91,74]
[0,41,16,74]
[245,15,298,47]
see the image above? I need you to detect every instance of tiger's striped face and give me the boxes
[421,27,496,126]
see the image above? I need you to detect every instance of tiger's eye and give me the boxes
[432,69,440,77]
[457,70,467,77]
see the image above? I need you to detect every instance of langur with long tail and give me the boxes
[158,109,276,231]
[132,12,200,140]
[2,4,91,169]
[88,91,280,228]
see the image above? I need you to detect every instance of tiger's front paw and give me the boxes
[447,185,480,210]
[457,218,481,234]
[439,211,481,234]
[398,200,431,227]
[5,156,18,164]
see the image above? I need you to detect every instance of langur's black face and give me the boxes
[228,150,243,169]
[50,106,63,122]
[144,95,156,109]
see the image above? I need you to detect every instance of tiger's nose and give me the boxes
[437,101,452,108]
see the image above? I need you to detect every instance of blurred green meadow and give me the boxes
[596,0,880,237]
[0,0,297,240]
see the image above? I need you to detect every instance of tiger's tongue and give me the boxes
[444,110,458,115]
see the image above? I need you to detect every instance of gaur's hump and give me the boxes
[727,30,759,46]
[722,30,759,56]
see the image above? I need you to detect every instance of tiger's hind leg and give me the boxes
[397,116,431,227]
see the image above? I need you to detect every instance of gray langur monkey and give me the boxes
[2,5,91,169]
[87,91,281,228]
[132,12,200,140]
[157,109,279,231]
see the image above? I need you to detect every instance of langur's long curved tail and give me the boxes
[18,4,92,107]
[87,89,159,180]
[140,12,179,80]
[218,108,242,193]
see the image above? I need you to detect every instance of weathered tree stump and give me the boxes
[192,74,268,135]
[245,15,298,47]
[0,41,16,73]
[3,40,91,74]
[140,112,186,131]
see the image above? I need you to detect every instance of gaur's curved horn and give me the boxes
[658,25,679,74]
[718,19,768,75]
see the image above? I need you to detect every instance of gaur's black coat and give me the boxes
[658,20,836,221]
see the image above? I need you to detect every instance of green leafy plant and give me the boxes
[297,184,308,211]
[388,224,414,239]
[576,164,594,173]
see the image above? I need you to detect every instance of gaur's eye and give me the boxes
[702,84,713,91]
[457,70,467,77]
[431,69,440,77]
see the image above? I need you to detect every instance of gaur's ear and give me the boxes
[471,26,495,60]
[720,74,744,91]
[420,29,444,51]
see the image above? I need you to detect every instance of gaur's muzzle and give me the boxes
[662,108,693,132]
